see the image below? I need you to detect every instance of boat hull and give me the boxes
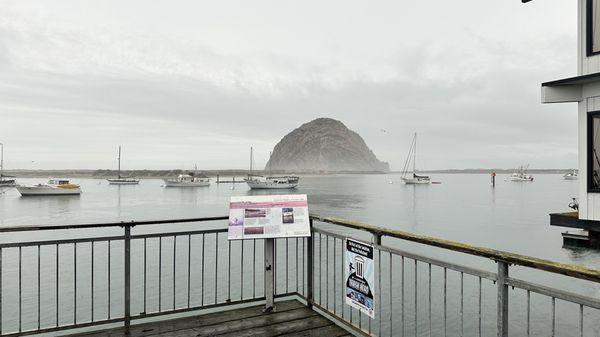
[107,179,140,185]
[402,177,431,185]
[245,180,298,189]
[163,180,210,187]
[16,186,81,196]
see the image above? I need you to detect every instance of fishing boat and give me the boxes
[163,165,210,187]
[506,165,534,182]
[0,143,17,192]
[401,133,431,185]
[564,170,578,180]
[16,178,81,196]
[107,146,140,185]
[244,147,299,189]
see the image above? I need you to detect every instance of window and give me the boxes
[588,0,600,55]
[589,112,600,191]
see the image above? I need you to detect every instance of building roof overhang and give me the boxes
[538,73,600,104]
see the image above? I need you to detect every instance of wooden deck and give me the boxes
[70,300,351,337]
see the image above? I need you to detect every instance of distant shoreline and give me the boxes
[1,168,577,178]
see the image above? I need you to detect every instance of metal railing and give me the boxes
[0,215,599,336]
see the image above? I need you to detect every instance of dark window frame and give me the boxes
[588,0,600,56]
[588,111,600,192]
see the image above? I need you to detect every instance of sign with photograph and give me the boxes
[227,194,310,240]
[345,238,375,318]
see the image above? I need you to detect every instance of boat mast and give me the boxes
[0,143,3,178]
[249,146,253,178]
[413,133,417,176]
[117,145,122,179]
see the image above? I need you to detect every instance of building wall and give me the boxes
[580,83,600,220]
[579,0,600,75]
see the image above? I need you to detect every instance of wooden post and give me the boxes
[497,261,509,337]
[264,238,275,312]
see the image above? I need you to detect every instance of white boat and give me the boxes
[244,147,299,189]
[0,143,17,192]
[17,178,81,196]
[163,165,210,187]
[401,133,431,185]
[107,146,140,185]
[564,170,578,180]
[506,165,534,182]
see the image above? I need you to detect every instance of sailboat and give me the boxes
[244,147,299,189]
[107,146,140,185]
[401,133,431,185]
[0,143,17,192]
[163,164,210,187]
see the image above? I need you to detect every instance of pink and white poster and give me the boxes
[228,194,310,240]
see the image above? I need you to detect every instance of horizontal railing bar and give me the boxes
[313,226,497,280]
[506,277,600,310]
[376,243,498,281]
[131,229,227,240]
[311,214,600,282]
[0,236,125,249]
[0,216,229,233]
[1,317,125,337]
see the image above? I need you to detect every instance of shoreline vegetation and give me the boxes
[2,168,577,178]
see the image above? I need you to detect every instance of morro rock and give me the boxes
[265,118,389,173]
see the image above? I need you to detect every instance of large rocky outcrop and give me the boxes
[265,118,389,173]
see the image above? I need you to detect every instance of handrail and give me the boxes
[0,216,229,233]
[310,214,600,282]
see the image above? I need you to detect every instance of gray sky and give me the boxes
[0,0,578,170]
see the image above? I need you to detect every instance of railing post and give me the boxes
[264,238,275,312]
[497,261,509,337]
[124,225,131,330]
[306,218,314,308]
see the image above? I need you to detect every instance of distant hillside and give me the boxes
[266,118,389,173]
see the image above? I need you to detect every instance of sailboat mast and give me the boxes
[0,143,3,178]
[413,133,417,175]
[117,146,121,179]
[249,147,253,178]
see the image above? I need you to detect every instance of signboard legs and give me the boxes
[264,238,275,312]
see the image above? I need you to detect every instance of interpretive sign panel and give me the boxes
[345,238,375,318]
[227,194,310,240]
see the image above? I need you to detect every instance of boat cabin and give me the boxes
[529,0,600,245]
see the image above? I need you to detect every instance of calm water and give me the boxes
[0,173,598,336]
[0,173,589,265]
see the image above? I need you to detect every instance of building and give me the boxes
[530,0,600,246]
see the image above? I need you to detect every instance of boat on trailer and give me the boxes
[107,146,140,185]
[401,133,431,185]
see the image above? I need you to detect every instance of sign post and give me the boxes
[227,194,310,312]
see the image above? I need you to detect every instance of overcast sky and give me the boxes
[0,0,578,170]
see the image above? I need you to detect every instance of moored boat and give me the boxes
[107,146,140,185]
[17,178,81,196]
[244,147,299,189]
[563,170,578,180]
[401,133,431,185]
[506,165,534,182]
[163,174,210,187]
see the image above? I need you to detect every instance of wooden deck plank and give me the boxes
[278,324,350,337]
[214,315,335,337]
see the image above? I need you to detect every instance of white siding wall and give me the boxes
[582,91,600,220]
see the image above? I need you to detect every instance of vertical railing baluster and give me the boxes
[214,233,219,304]
[333,238,336,315]
[91,242,95,321]
[187,235,191,308]
[173,235,176,310]
[56,244,59,326]
[526,290,530,336]
[296,237,299,293]
[479,276,482,337]
[460,272,464,337]
[240,240,244,300]
[443,267,447,337]
[143,238,147,314]
[414,260,417,337]
[325,235,329,310]
[158,237,162,312]
[551,297,556,337]
[108,240,111,319]
[302,237,305,295]
[428,263,432,337]
[228,239,231,301]
[318,233,322,305]
[18,246,21,332]
[390,253,394,337]
[253,239,256,299]
[0,247,2,335]
[74,243,77,324]
[201,234,205,306]
[37,245,41,330]
[580,304,584,337]
[374,234,381,336]
[124,226,131,329]
[286,237,289,294]
[401,256,404,337]
[306,220,314,308]
[497,261,509,337]
[341,239,345,320]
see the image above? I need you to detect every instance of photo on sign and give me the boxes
[282,208,294,224]
[345,238,375,318]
